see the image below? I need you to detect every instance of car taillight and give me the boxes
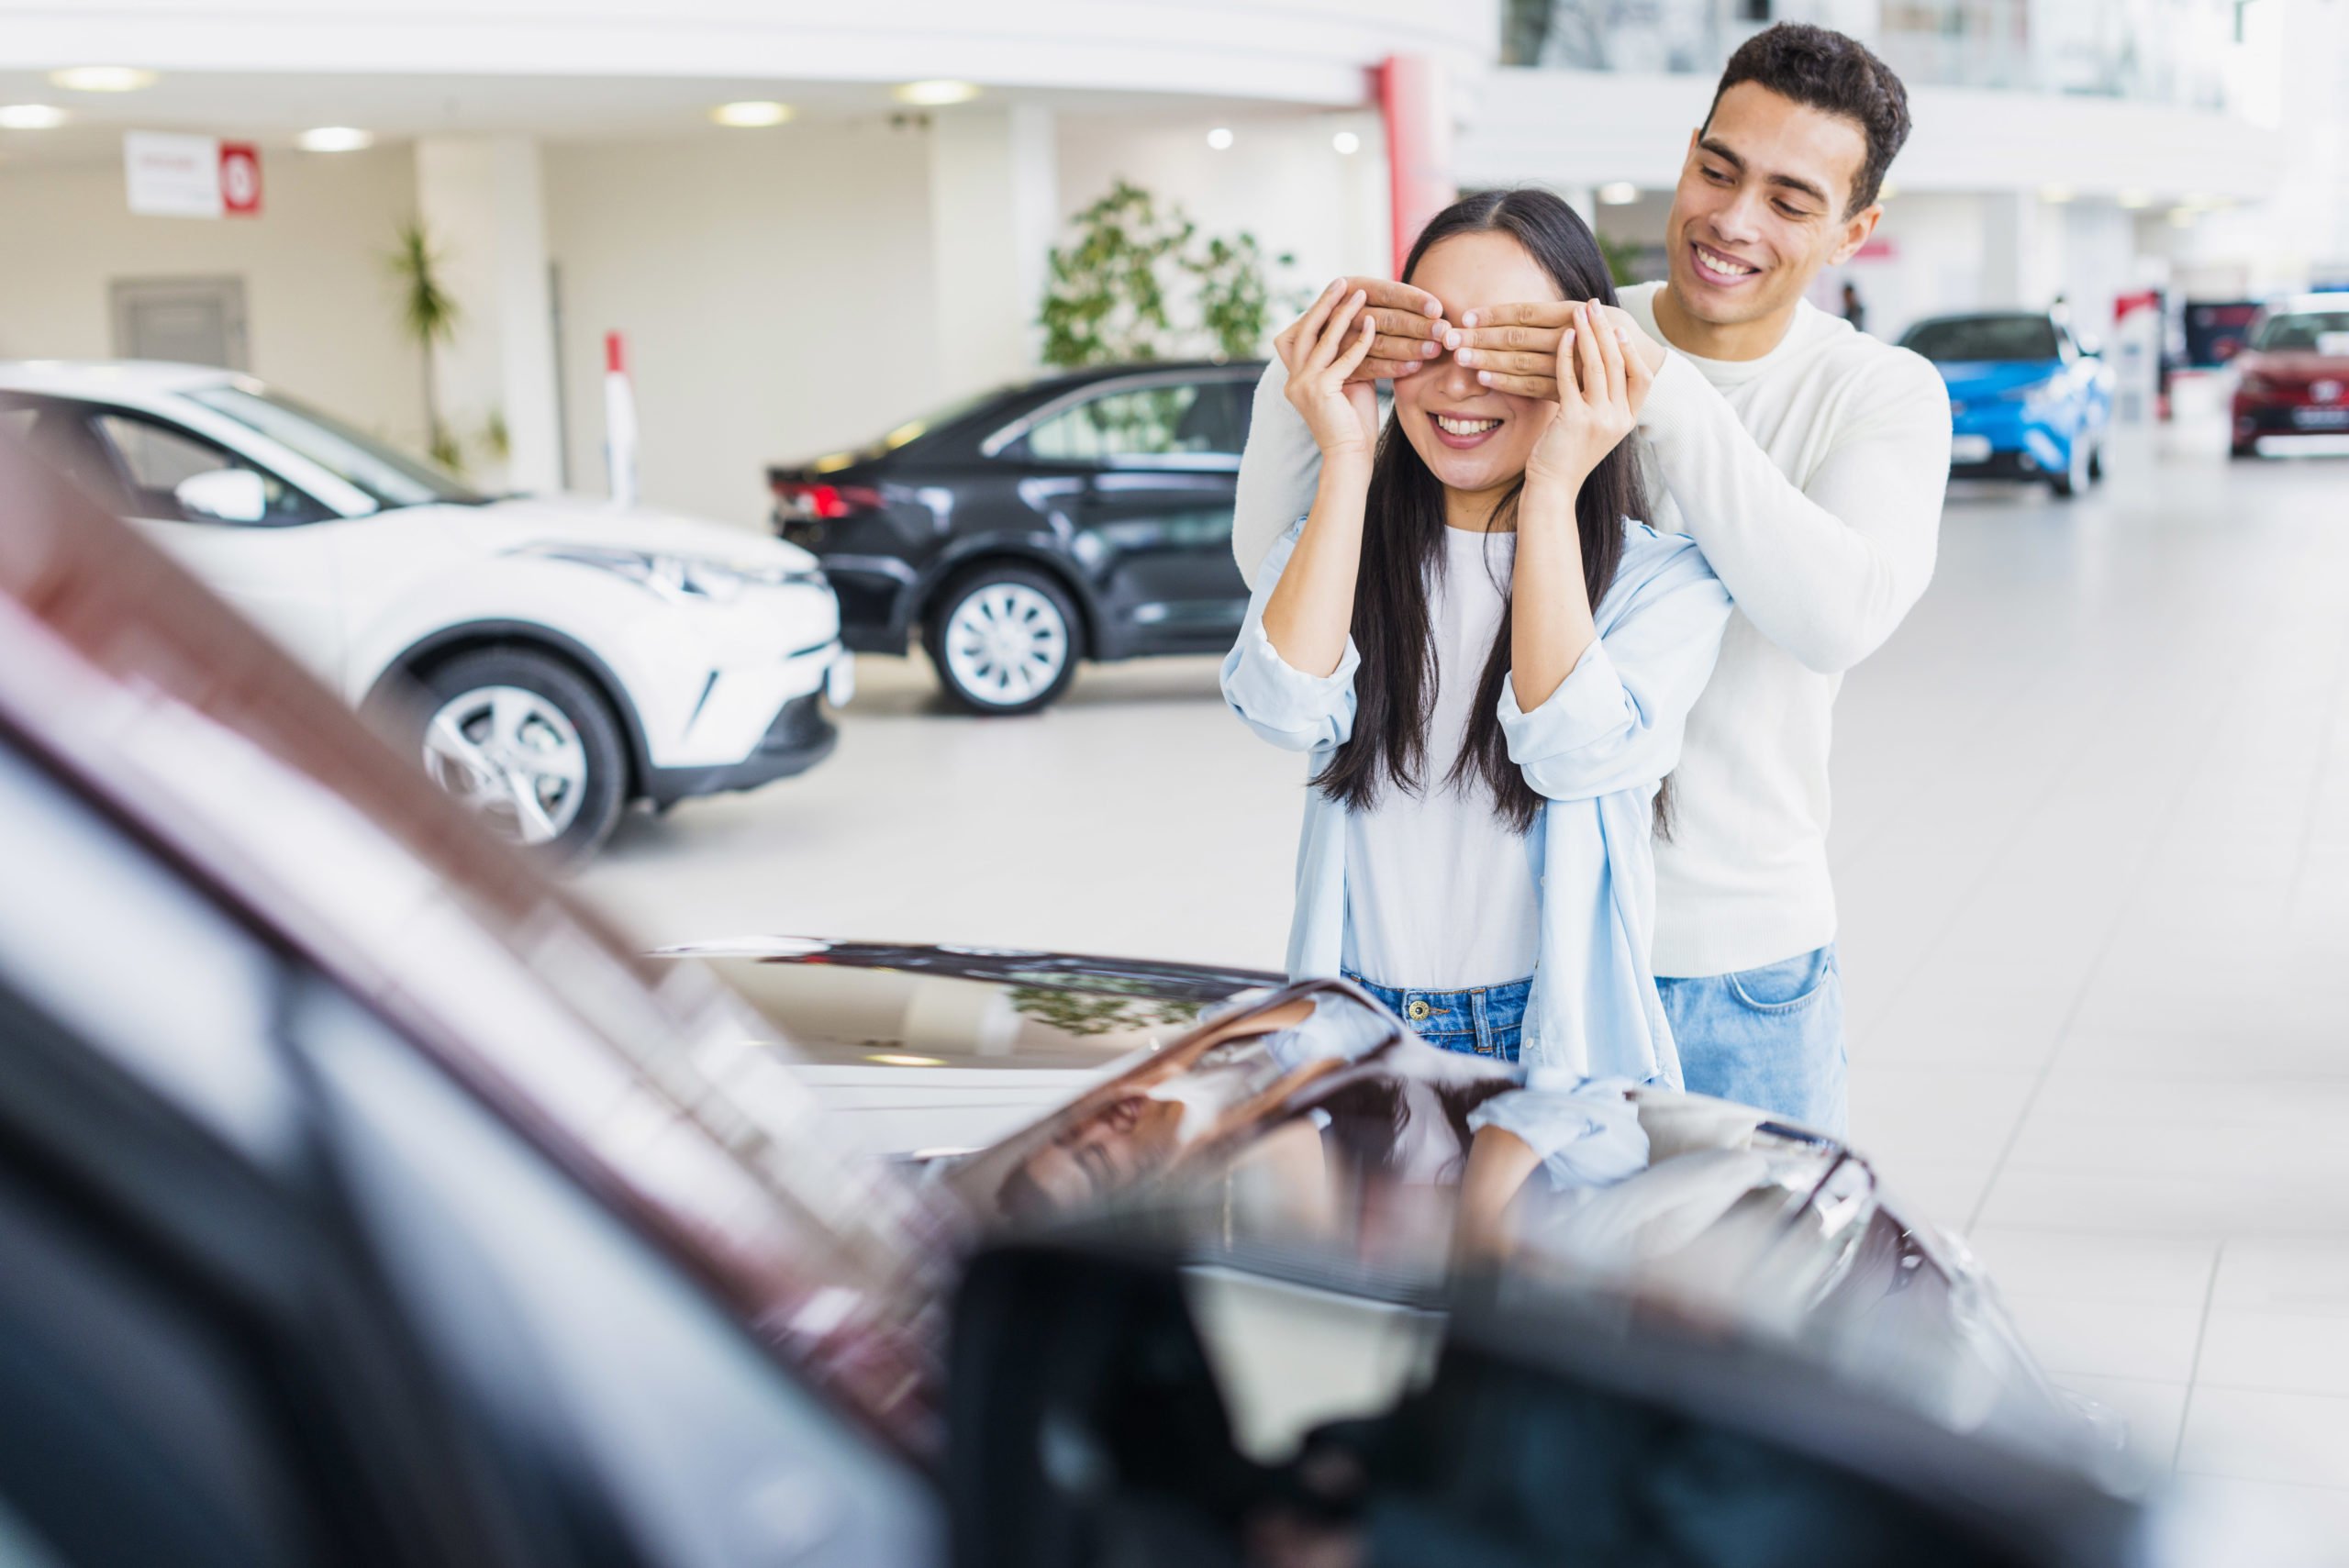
[772,481,883,523]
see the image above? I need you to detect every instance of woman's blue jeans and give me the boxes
[1343,972,1531,1064]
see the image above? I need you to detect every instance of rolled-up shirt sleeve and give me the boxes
[1219,520,1360,752]
[1497,531,1731,802]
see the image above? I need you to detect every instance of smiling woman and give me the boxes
[1220,188,1732,1079]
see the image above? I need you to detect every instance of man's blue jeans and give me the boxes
[1657,943,1847,1135]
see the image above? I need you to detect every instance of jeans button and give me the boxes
[1407,999,1431,1021]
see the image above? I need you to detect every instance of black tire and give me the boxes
[2087,440,2104,483]
[2232,440,2260,460]
[405,646,629,862]
[923,563,1083,716]
[2048,433,2088,498]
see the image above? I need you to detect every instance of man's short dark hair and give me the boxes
[1705,23,1911,215]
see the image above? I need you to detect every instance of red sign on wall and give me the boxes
[219,142,262,217]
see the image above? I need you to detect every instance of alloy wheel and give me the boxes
[420,684,591,845]
[941,582,1070,708]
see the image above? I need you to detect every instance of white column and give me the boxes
[413,136,563,495]
[928,102,1059,402]
[1980,189,2066,311]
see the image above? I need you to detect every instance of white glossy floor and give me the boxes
[577,424,2349,1523]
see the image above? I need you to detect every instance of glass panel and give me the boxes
[300,976,941,1568]
[88,412,320,526]
[1027,383,1243,462]
[187,384,483,510]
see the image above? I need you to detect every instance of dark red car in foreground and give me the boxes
[2232,293,2349,456]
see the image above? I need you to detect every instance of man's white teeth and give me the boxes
[1436,415,1500,436]
[1696,247,1758,281]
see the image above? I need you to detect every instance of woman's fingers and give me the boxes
[1286,278,1349,373]
[1591,298,1629,409]
[1572,300,1608,406]
[1361,355,1426,381]
[1334,307,1378,379]
[1305,290,1368,374]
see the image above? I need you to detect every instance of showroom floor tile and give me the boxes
[577,431,2349,1527]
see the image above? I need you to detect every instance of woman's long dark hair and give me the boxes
[1312,189,1648,834]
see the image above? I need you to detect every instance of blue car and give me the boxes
[1900,311,2114,496]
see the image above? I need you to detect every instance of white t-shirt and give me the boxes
[1341,526,1541,991]
[1237,286,1952,977]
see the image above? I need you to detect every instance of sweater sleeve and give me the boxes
[1219,520,1361,753]
[1497,531,1731,802]
[1232,357,1323,588]
[1637,346,1951,675]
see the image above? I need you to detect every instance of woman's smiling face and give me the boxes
[1394,230,1565,506]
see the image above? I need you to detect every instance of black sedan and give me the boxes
[769,362,1260,714]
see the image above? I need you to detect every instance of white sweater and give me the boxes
[1230,284,1952,977]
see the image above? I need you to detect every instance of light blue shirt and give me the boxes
[1219,517,1731,1084]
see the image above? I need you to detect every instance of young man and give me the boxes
[1229,24,1951,1133]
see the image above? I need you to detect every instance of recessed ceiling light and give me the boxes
[2118,189,2153,208]
[1331,129,1361,155]
[865,1051,948,1067]
[1206,126,1234,150]
[2038,183,2075,204]
[296,126,373,151]
[2168,206,2199,228]
[893,79,980,106]
[1598,181,1639,205]
[50,65,157,92]
[1876,181,1900,200]
[0,105,66,129]
[713,100,793,128]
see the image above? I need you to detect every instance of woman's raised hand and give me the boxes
[1524,300,1654,490]
[1280,281,1384,462]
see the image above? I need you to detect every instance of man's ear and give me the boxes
[1827,203,1882,267]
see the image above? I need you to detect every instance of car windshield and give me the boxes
[186,383,487,510]
[2251,308,2349,351]
[808,384,1022,472]
[1900,316,2061,362]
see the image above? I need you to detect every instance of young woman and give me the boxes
[1219,189,1731,1081]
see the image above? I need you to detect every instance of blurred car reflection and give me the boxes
[2229,294,2349,457]
[1,430,2315,1567]
[1901,312,2113,496]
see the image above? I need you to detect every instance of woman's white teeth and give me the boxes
[1696,247,1757,281]
[1436,415,1500,436]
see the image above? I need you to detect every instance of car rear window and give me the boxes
[1900,317,2061,362]
[2251,309,2349,351]
[1025,380,1248,463]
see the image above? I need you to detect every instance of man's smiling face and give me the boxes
[1665,81,1877,335]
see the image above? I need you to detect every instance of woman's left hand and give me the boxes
[1523,299,1653,491]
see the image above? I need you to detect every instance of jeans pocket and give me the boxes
[1724,946,1834,1013]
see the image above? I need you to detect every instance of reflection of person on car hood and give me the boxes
[996,994,1403,1219]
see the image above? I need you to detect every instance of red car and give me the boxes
[2231,292,2349,456]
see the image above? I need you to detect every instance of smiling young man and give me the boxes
[1230,25,1951,1132]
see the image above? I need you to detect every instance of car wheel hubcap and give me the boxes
[421,685,589,845]
[943,583,1068,706]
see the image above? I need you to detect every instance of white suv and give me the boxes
[0,361,850,859]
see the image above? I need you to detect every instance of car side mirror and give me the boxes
[2076,337,2103,358]
[173,468,269,523]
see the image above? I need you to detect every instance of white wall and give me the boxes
[1052,109,1392,347]
[0,144,426,446]
[542,121,936,528]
